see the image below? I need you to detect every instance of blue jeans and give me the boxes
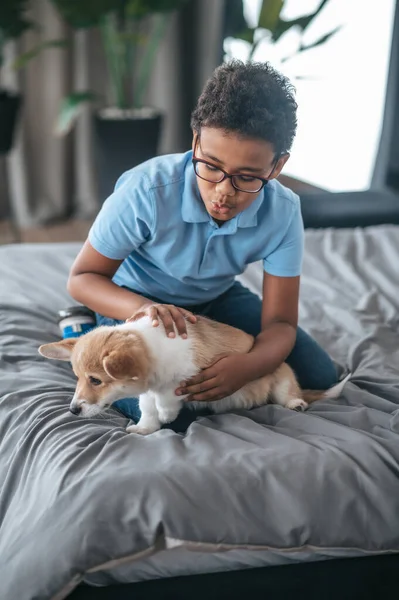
[96,282,338,432]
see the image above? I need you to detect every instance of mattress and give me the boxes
[1,226,399,599]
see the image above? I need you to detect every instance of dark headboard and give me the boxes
[300,189,399,229]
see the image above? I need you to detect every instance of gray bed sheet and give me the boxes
[1,226,399,599]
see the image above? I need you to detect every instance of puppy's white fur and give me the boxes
[39,315,350,435]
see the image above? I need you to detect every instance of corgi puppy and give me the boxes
[39,316,349,435]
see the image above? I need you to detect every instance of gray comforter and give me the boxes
[1,226,399,600]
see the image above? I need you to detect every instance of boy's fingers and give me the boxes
[138,303,194,337]
[179,308,197,323]
[157,307,176,337]
[170,308,188,337]
[149,305,159,326]
[182,366,218,387]
[126,308,147,323]
[179,377,219,396]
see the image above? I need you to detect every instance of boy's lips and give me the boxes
[211,202,233,214]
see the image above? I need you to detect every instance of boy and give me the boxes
[66,60,338,424]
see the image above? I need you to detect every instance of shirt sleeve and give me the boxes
[263,200,304,277]
[88,170,154,260]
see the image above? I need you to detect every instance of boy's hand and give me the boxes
[175,353,252,401]
[127,303,197,338]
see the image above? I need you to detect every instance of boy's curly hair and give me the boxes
[191,60,297,156]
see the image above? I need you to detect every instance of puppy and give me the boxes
[39,315,349,435]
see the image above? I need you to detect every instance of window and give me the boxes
[225,0,396,191]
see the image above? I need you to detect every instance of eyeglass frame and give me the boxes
[192,135,283,194]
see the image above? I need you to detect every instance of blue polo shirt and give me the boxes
[89,151,304,306]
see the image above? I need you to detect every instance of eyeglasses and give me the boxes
[192,137,278,194]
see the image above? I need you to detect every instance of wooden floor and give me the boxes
[0,219,93,245]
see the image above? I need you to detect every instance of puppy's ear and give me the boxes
[102,350,139,381]
[39,338,78,360]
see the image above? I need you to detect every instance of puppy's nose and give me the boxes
[69,405,81,416]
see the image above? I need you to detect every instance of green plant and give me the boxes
[224,0,340,69]
[1,1,68,84]
[50,0,188,134]
[0,1,32,78]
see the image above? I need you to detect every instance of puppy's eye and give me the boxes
[89,376,102,386]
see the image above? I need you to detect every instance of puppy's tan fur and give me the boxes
[39,315,348,434]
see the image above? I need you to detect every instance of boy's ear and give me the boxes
[268,152,290,180]
[39,338,78,360]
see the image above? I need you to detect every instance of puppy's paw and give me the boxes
[286,398,308,412]
[126,423,159,435]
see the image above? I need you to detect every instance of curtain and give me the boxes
[0,0,225,228]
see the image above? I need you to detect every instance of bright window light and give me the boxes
[225,0,396,191]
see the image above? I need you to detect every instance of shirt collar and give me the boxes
[181,151,265,229]
[181,155,209,223]
[237,191,264,228]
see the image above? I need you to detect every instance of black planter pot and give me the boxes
[0,90,22,154]
[94,107,162,202]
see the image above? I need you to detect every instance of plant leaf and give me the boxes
[55,92,98,136]
[272,0,331,42]
[223,0,248,39]
[117,31,145,44]
[258,0,284,33]
[0,1,33,40]
[49,0,116,28]
[12,39,68,70]
[232,27,256,45]
[299,26,341,52]
[126,0,188,19]
[50,0,188,26]
[280,26,341,63]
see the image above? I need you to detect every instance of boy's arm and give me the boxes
[68,169,157,321]
[68,241,197,335]
[241,271,299,381]
[68,240,150,321]
[244,197,303,379]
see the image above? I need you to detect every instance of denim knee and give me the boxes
[286,327,338,390]
[113,398,141,421]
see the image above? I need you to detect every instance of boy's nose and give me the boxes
[69,404,81,415]
[216,177,235,195]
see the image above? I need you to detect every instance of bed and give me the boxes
[1,222,399,599]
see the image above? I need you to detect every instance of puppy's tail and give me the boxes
[302,372,351,405]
